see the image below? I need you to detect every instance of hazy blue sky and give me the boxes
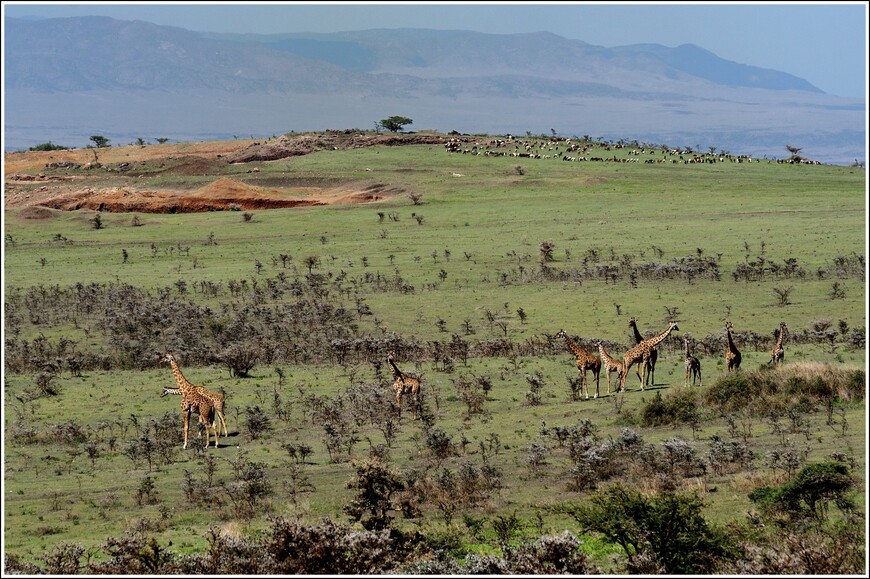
[4,1,867,98]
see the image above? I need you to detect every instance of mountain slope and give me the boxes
[2,16,863,164]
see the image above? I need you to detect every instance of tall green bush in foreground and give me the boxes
[553,483,739,574]
[749,461,855,522]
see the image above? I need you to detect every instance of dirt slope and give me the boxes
[4,131,456,213]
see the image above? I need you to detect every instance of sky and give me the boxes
[2,1,868,99]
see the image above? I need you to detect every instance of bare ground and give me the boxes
[4,131,458,214]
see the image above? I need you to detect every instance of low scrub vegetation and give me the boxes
[3,131,865,573]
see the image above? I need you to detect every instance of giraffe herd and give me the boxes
[158,320,788,449]
[556,319,787,396]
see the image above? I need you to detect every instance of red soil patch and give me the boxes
[4,131,435,214]
[24,179,400,214]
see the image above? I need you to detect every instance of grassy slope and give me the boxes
[3,138,867,567]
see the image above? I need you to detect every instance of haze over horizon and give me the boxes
[3,1,867,100]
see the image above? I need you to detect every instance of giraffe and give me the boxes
[724,321,742,372]
[161,352,223,448]
[769,322,787,366]
[161,385,228,437]
[684,337,702,386]
[620,322,679,392]
[160,386,217,447]
[596,341,624,395]
[386,351,422,417]
[162,352,228,437]
[628,318,658,387]
[556,329,602,399]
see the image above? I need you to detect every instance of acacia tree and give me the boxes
[90,135,111,148]
[379,116,413,132]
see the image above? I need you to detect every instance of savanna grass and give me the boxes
[3,134,866,570]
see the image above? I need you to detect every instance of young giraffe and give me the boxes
[386,351,422,417]
[161,352,223,448]
[596,341,624,395]
[769,321,787,366]
[724,321,742,372]
[684,337,702,387]
[620,322,679,392]
[556,329,602,399]
[628,318,658,387]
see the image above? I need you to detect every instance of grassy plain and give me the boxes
[3,134,867,569]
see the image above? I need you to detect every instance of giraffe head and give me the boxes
[386,351,396,363]
[555,329,568,340]
[162,352,175,364]
[725,320,733,331]
[777,322,788,339]
[160,387,175,398]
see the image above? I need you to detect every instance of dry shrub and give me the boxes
[730,470,788,495]
[705,363,864,416]
[775,362,864,401]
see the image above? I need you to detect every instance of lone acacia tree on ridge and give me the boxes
[379,116,413,132]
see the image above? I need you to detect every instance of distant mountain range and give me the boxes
[4,16,865,164]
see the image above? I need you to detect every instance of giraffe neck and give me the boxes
[630,322,644,344]
[388,358,403,378]
[685,340,690,358]
[563,334,584,356]
[645,324,676,349]
[169,359,196,393]
[726,327,739,352]
[775,325,785,348]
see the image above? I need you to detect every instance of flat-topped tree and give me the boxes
[379,116,413,132]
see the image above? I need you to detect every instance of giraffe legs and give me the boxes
[200,409,219,448]
[214,409,228,437]
[182,409,190,450]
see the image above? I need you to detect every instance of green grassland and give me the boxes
[3,134,867,570]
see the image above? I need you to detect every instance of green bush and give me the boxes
[640,388,700,427]
[28,141,69,151]
[749,461,855,522]
[555,483,738,573]
[705,372,752,410]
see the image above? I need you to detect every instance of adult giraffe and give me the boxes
[620,322,679,392]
